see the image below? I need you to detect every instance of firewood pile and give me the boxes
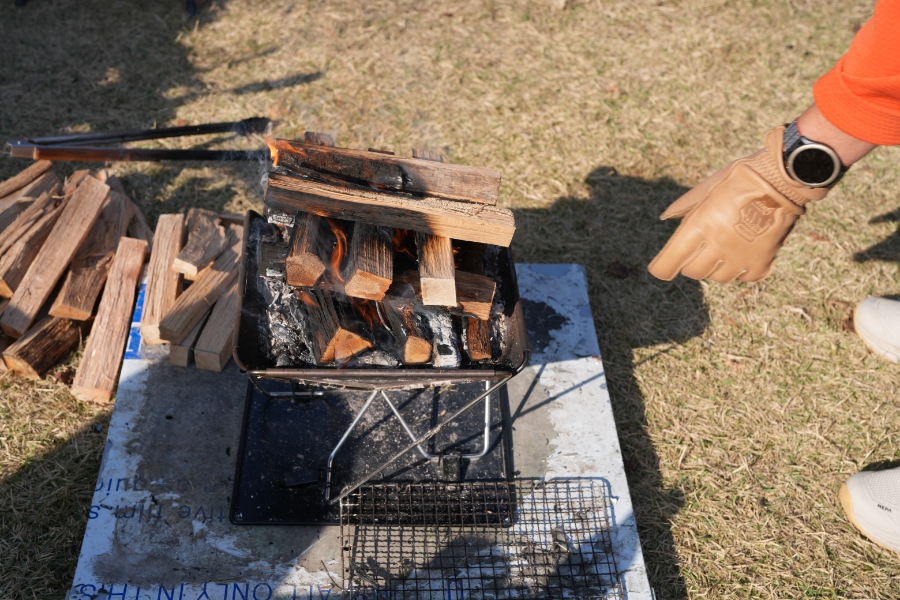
[252,132,517,368]
[0,161,152,402]
[141,207,245,372]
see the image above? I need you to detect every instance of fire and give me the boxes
[264,135,280,166]
[392,228,417,260]
[349,298,380,330]
[327,219,347,283]
[294,289,317,306]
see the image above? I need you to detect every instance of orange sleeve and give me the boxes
[814,0,900,145]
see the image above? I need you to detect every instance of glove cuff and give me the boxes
[750,126,829,207]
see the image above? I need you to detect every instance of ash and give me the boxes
[259,278,314,367]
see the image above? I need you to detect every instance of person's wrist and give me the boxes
[794,103,876,167]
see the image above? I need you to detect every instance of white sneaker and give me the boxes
[840,467,900,552]
[853,297,900,363]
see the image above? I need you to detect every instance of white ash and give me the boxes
[266,208,296,227]
[424,310,460,368]
[259,278,314,366]
[344,350,400,368]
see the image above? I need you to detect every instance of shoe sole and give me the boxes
[853,305,900,364]
[839,482,900,554]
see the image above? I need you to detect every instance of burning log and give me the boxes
[342,223,393,301]
[0,161,53,199]
[172,209,227,278]
[286,212,329,287]
[464,316,492,361]
[381,295,433,365]
[269,139,500,204]
[303,131,335,147]
[299,288,372,364]
[258,234,289,280]
[264,173,516,246]
[399,270,496,320]
[50,191,134,320]
[416,232,456,306]
[0,176,108,338]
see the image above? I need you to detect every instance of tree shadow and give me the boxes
[854,207,900,264]
[511,166,710,599]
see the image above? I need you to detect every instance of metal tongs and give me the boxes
[4,117,272,162]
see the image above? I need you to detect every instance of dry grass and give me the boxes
[1,0,900,597]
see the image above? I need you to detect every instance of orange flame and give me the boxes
[349,298,380,330]
[327,219,347,283]
[295,289,317,306]
[264,135,280,166]
[392,228,417,261]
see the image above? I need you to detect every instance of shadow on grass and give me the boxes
[511,166,709,599]
[854,207,900,264]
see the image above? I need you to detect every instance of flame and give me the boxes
[264,135,280,166]
[349,298,382,330]
[392,228,417,260]
[327,219,347,283]
[295,289,317,306]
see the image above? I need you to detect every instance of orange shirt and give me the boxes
[814,0,900,145]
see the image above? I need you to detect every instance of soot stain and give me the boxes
[521,298,569,353]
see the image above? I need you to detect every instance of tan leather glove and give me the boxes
[648,126,829,283]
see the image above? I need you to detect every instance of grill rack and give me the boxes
[340,479,625,599]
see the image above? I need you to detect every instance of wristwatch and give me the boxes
[782,120,848,188]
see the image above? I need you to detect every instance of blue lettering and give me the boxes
[252,583,272,600]
[77,584,97,598]
[178,506,191,519]
[195,506,207,522]
[158,583,185,600]
[232,583,249,600]
[317,588,332,599]
[106,583,138,600]
[133,476,148,491]
[194,582,211,600]
[89,505,100,519]
[117,478,127,491]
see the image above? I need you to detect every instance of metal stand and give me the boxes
[324,382,496,501]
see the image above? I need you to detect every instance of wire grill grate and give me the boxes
[340,479,624,599]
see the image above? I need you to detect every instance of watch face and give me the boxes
[788,145,840,187]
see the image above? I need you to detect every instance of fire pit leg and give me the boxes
[324,390,379,501]
[378,380,494,461]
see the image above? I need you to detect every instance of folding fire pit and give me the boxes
[229,136,529,525]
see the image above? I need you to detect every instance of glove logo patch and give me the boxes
[735,198,779,241]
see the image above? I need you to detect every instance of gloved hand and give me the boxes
[648,126,829,283]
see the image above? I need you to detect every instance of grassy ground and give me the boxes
[1,0,899,597]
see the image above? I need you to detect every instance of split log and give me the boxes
[0,202,66,297]
[270,139,500,204]
[71,237,147,403]
[381,295,433,365]
[464,317,492,361]
[3,317,82,380]
[63,170,92,196]
[0,183,60,259]
[169,308,211,367]
[285,212,328,287]
[0,160,52,198]
[0,176,109,338]
[265,173,515,246]
[258,237,288,280]
[158,225,243,344]
[140,214,185,344]
[416,232,456,306]
[193,280,239,372]
[399,270,496,320]
[412,148,443,162]
[342,223,393,301]
[50,192,134,320]
[172,210,226,277]
[99,174,154,257]
[299,288,371,364]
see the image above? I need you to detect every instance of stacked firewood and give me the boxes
[0,161,152,402]
[257,132,516,367]
[140,208,244,372]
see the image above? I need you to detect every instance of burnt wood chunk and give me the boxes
[465,316,492,361]
[258,238,289,280]
[343,223,393,301]
[266,174,515,246]
[0,177,109,338]
[303,131,335,147]
[158,225,243,344]
[141,214,185,344]
[50,191,134,320]
[0,203,65,298]
[400,270,496,320]
[173,210,227,277]
[286,212,328,287]
[0,160,52,199]
[300,288,372,364]
[271,139,500,204]
[416,232,456,306]
[412,148,444,162]
[424,308,460,368]
[2,316,83,380]
[382,295,433,365]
